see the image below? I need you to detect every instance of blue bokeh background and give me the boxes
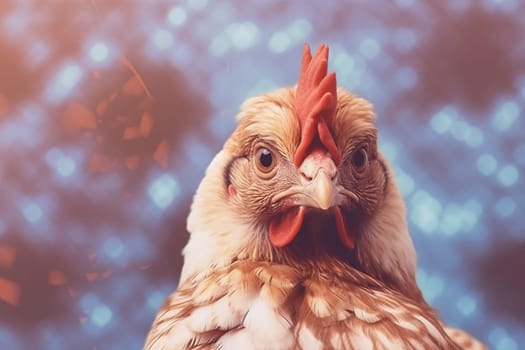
[0,0,524,349]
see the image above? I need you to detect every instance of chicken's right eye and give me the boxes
[351,147,368,168]
[255,147,275,173]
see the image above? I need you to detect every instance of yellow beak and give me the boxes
[309,170,335,210]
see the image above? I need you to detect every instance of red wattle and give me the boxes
[334,207,355,249]
[269,206,306,248]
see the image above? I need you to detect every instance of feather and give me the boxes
[144,260,459,350]
[445,327,489,350]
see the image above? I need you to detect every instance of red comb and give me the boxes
[294,44,340,166]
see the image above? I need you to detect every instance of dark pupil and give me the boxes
[260,149,273,167]
[352,148,367,167]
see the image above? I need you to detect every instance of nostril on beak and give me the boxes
[300,171,314,182]
[320,169,337,181]
[298,149,338,183]
[300,168,337,184]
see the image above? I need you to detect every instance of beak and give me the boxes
[298,148,338,210]
[269,147,356,249]
[307,171,334,210]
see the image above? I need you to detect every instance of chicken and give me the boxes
[144,44,485,349]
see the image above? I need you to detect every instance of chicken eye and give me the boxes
[351,147,368,168]
[255,147,275,173]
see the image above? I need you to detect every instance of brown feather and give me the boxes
[144,259,459,350]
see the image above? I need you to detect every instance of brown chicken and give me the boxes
[144,44,486,350]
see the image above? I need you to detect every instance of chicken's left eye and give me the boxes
[255,147,275,173]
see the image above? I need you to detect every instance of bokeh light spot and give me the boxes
[147,291,166,310]
[226,22,259,51]
[56,157,76,177]
[409,190,442,234]
[484,0,520,13]
[90,304,112,328]
[57,158,75,177]
[167,7,187,26]
[152,29,174,49]
[496,337,518,350]
[148,174,179,209]
[379,140,398,161]
[102,237,124,259]
[187,0,208,11]
[450,120,469,141]
[425,276,444,301]
[288,19,312,41]
[457,295,477,316]
[494,196,516,218]
[459,201,479,232]
[89,42,109,63]
[431,109,454,134]
[359,37,380,59]
[22,202,43,223]
[492,100,519,131]
[209,35,230,57]
[45,148,76,177]
[464,199,482,217]
[397,170,416,197]
[418,269,444,303]
[476,154,498,176]
[45,63,83,103]
[268,31,291,54]
[465,127,484,147]
[497,165,519,187]
[440,204,463,236]
[395,0,415,7]
[489,327,518,350]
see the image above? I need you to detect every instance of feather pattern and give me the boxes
[144,259,459,350]
[445,327,488,350]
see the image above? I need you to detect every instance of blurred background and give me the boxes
[0,0,524,348]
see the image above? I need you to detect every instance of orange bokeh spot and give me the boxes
[0,277,20,306]
[0,245,15,268]
[48,269,66,286]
